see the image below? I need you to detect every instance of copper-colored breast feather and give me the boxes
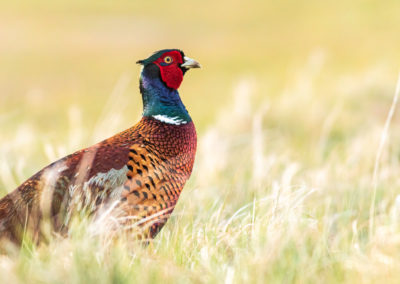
[99,119,197,239]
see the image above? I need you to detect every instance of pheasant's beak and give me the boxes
[181,56,201,69]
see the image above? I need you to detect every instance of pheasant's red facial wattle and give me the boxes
[154,51,184,90]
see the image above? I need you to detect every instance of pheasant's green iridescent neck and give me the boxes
[140,66,191,125]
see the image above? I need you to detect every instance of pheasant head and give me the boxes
[137,49,200,125]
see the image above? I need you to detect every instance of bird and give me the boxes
[0,49,200,245]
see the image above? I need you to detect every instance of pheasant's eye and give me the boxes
[164,56,173,64]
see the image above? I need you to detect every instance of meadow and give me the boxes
[1,0,400,283]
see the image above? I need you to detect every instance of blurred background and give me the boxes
[1,0,400,282]
[1,1,400,128]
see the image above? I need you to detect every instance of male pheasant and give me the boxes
[0,49,200,245]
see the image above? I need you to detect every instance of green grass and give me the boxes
[2,0,400,283]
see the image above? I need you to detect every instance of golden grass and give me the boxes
[1,0,400,283]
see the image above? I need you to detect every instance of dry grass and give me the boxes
[1,0,400,283]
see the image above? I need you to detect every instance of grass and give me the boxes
[2,0,400,283]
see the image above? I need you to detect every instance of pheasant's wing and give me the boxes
[5,142,132,235]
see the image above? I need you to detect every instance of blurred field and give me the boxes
[1,0,400,283]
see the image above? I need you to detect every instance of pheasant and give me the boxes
[0,49,200,245]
